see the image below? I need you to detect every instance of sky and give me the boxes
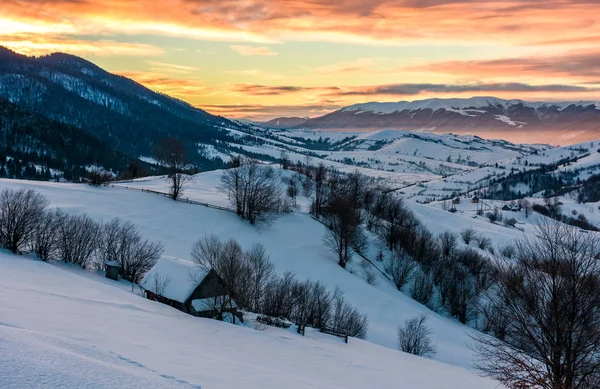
[1,0,599,121]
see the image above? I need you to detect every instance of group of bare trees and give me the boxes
[220,157,287,224]
[321,171,368,268]
[474,220,600,389]
[191,234,368,338]
[0,188,163,281]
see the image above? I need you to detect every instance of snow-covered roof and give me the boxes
[104,260,120,267]
[140,256,208,303]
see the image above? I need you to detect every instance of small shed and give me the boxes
[453,197,461,204]
[471,196,479,203]
[140,256,236,319]
[104,260,120,281]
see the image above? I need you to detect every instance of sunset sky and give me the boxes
[1,0,599,120]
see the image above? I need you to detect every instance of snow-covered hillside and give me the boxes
[0,178,478,367]
[0,252,500,389]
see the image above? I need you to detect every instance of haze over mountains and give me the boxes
[263,97,600,145]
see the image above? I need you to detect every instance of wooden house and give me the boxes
[104,260,120,281]
[140,256,236,319]
[471,196,479,203]
[453,197,461,204]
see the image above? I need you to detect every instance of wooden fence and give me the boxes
[107,184,236,213]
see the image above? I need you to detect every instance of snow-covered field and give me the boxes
[0,253,500,389]
[4,133,600,388]
[0,178,478,366]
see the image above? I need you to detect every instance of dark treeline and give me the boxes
[0,98,135,180]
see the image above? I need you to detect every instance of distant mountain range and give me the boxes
[262,97,600,144]
[0,46,245,179]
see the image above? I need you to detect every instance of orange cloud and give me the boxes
[1,0,599,47]
[406,49,600,81]
[229,45,277,56]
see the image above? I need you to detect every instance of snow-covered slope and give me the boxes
[0,178,478,367]
[0,253,500,389]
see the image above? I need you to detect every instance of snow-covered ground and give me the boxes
[0,178,478,367]
[0,253,500,389]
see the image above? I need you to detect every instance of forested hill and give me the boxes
[0,47,239,171]
[0,98,136,180]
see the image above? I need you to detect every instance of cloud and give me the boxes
[118,71,212,97]
[2,0,599,47]
[0,35,164,57]
[230,84,339,96]
[408,50,600,80]
[336,83,594,96]
[227,82,595,98]
[230,45,277,56]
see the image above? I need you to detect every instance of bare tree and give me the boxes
[329,292,369,339]
[287,176,299,206]
[410,270,435,308]
[31,208,62,261]
[519,199,532,218]
[55,213,100,268]
[245,243,275,312]
[0,188,49,254]
[398,314,437,357]
[153,137,191,200]
[322,173,367,268]
[374,194,410,251]
[474,221,600,389]
[279,150,290,170]
[486,208,503,223]
[98,218,164,282]
[311,163,327,218]
[152,273,171,296]
[262,271,296,319]
[220,158,284,224]
[191,234,251,317]
[385,249,415,291]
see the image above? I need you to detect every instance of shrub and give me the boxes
[397,314,437,357]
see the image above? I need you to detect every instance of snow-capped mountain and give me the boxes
[266,97,600,144]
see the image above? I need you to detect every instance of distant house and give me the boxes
[104,260,120,281]
[453,197,461,204]
[501,204,511,211]
[140,256,236,319]
[471,196,479,203]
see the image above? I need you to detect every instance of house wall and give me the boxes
[145,290,187,312]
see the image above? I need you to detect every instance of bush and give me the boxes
[477,236,492,250]
[503,218,518,227]
[410,270,435,308]
[460,228,477,244]
[485,208,502,223]
[499,245,515,259]
[397,314,437,357]
[0,188,49,254]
